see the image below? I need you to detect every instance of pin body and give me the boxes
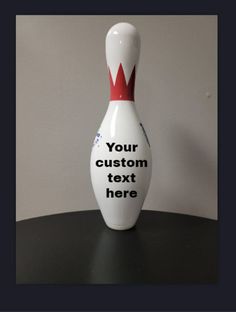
[90,23,152,230]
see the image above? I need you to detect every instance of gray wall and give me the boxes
[16,15,217,221]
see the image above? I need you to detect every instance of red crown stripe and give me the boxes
[108,63,135,101]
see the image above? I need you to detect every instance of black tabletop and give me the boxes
[16,210,217,284]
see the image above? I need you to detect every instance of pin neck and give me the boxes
[108,63,135,101]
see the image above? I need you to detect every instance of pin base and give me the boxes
[105,222,136,231]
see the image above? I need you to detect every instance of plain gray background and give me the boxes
[16,15,217,221]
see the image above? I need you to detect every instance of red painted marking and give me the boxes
[108,64,135,101]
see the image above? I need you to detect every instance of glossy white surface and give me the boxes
[106,22,140,84]
[90,101,152,230]
[90,22,152,230]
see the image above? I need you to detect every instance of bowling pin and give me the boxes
[90,22,152,230]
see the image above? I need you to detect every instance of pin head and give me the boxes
[106,23,140,101]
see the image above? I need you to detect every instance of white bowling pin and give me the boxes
[90,22,152,230]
